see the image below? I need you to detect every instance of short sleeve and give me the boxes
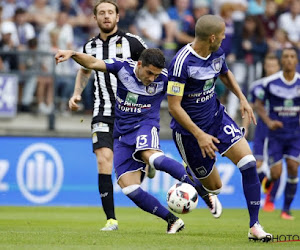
[104,58,124,75]
[167,58,188,96]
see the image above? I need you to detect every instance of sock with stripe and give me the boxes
[238,156,261,228]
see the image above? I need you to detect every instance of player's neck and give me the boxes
[283,70,296,82]
[99,26,118,41]
[191,41,210,58]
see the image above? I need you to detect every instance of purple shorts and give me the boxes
[113,125,161,180]
[267,134,300,167]
[173,111,243,179]
[253,119,267,160]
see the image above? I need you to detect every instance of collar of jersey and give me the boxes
[98,30,123,42]
[187,43,211,60]
[280,71,299,85]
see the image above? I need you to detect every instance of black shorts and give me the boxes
[91,122,114,152]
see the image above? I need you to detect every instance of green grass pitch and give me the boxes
[1,206,300,249]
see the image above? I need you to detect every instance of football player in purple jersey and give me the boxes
[247,53,281,212]
[167,14,272,241]
[256,47,300,220]
[55,48,220,233]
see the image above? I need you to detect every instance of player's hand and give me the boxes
[55,50,73,64]
[196,132,220,159]
[267,120,283,130]
[69,95,82,111]
[240,99,257,125]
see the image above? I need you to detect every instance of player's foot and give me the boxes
[147,164,156,179]
[203,194,222,218]
[281,211,295,220]
[262,177,273,194]
[248,222,272,242]
[101,219,118,231]
[167,218,184,234]
[263,193,275,212]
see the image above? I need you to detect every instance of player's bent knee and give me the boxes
[149,152,164,168]
[122,184,140,195]
[202,185,222,195]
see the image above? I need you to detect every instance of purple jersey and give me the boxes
[167,44,229,134]
[260,71,300,137]
[105,58,168,138]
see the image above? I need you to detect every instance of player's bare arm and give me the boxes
[168,95,220,159]
[255,99,283,130]
[69,68,92,111]
[219,70,257,125]
[55,50,107,72]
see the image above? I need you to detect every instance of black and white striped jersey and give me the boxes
[83,30,147,125]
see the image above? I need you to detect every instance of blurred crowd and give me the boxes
[0,0,300,118]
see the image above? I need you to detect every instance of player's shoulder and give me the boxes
[121,31,148,48]
[262,71,282,86]
[82,34,100,52]
[113,57,135,66]
[249,77,265,91]
[159,68,168,79]
[169,45,192,76]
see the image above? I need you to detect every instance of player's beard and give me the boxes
[98,20,117,34]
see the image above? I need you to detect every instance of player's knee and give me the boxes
[96,154,113,173]
[122,184,140,196]
[270,170,281,180]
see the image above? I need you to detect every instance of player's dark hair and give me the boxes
[15,7,26,15]
[139,48,165,69]
[94,0,119,15]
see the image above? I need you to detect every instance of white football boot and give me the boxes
[248,222,272,242]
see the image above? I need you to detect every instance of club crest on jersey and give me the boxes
[284,99,294,107]
[125,92,138,104]
[212,58,222,73]
[203,79,214,91]
[146,82,158,94]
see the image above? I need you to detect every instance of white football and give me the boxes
[167,182,198,214]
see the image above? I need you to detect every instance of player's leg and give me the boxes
[140,149,197,186]
[172,130,223,218]
[261,136,284,194]
[281,158,299,220]
[134,126,193,185]
[264,177,280,211]
[118,171,184,234]
[92,124,117,231]
[224,138,272,241]
[115,136,184,234]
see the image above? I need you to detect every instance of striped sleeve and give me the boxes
[167,47,189,96]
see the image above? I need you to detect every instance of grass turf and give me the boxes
[1,206,300,250]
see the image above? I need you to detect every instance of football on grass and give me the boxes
[167,182,198,214]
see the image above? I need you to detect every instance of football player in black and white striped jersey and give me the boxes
[68,0,147,231]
